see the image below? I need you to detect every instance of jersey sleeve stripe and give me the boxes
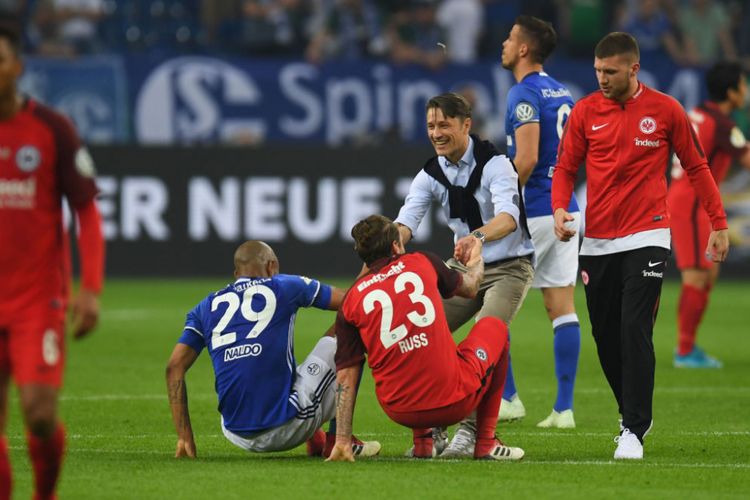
[183,326,203,336]
[307,281,322,307]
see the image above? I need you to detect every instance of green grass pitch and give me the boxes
[5,279,750,499]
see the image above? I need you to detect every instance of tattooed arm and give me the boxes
[326,364,362,462]
[166,343,200,458]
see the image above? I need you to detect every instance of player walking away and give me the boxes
[502,15,580,428]
[552,33,729,459]
[0,22,105,500]
[668,61,750,369]
[166,241,380,459]
[327,215,523,462]
[395,92,534,457]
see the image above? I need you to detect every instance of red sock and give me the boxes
[0,436,11,500]
[306,429,326,457]
[677,284,709,356]
[411,428,433,458]
[27,424,65,500]
[474,325,510,458]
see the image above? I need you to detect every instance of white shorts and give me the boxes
[528,213,580,288]
[222,336,337,453]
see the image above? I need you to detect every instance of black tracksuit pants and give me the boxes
[579,246,669,441]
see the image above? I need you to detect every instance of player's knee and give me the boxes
[25,411,56,438]
[476,316,508,347]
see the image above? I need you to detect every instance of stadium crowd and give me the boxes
[0,0,747,68]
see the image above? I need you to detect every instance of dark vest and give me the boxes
[423,134,530,236]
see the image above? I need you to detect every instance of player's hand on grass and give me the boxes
[326,442,355,462]
[71,289,100,339]
[175,438,197,458]
[554,208,576,242]
[706,229,729,263]
[454,235,481,265]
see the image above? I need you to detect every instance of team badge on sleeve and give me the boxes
[15,145,41,173]
[730,127,747,148]
[475,348,487,361]
[515,102,536,123]
[75,147,97,177]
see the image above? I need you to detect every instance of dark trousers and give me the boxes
[580,247,669,441]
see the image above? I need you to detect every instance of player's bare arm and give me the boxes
[166,343,199,458]
[71,289,99,339]
[454,212,517,263]
[454,254,485,299]
[326,365,361,462]
[706,229,730,263]
[513,122,541,185]
[554,208,576,242]
[327,287,346,310]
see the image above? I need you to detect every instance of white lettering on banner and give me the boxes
[96,176,118,239]
[245,177,286,240]
[188,177,240,240]
[327,78,373,145]
[288,177,337,243]
[397,80,442,141]
[373,65,393,132]
[279,64,323,137]
[121,177,170,240]
[340,178,383,240]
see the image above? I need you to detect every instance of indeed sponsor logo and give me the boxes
[224,343,262,362]
[0,178,36,208]
[357,261,406,292]
[634,137,660,148]
[642,270,663,278]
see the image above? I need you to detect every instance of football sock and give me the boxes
[412,429,433,458]
[677,284,709,356]
[475,323,510,457]
[552,314,580,412]
[27,423,64,500]
[0,436,11,500]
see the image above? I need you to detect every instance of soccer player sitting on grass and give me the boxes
[327,215,524,462]
[166,241,380,459]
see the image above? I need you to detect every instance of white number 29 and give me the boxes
[210,285,277,349]
[362,272,435,349]
[556,103,572,139]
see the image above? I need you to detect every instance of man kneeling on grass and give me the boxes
[327,215,524,462]
[166,241,380,459]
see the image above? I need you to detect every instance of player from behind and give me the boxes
[166,241,380,459]
[668,61,750,368]
[0,22,105,500]
[501,15,580,428]
[327,215,524,462]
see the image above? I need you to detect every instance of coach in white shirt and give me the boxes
[395,92,534,458]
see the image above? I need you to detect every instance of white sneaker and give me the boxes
[614,428,643,460]
[476,439,525,461]
[536,409,576,429]
[403,427,449,457]
[498,395,526,422]
[439,424,476,458]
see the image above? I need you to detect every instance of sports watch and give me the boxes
[471,230,486,243]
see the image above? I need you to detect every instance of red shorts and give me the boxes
[382,317,508,428]
[0,306,66,387]
[668,183,712,270]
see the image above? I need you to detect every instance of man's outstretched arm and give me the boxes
[326,364,362,462]
[166,343,200,458]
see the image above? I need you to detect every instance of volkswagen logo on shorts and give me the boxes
[16,146,41,173]
[307,363,320,375]
[475,348,487,361]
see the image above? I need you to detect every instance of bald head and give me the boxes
[233,241,279,278]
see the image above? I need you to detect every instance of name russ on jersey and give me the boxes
[399,333,429,354]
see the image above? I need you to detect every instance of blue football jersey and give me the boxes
[505,71,579,217]
[178,274,332,435]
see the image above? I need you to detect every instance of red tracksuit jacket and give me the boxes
[551,83,727,239]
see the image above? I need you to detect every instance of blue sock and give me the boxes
[502,355,517,401]
[552,314,580,412]
[328,361,365,435]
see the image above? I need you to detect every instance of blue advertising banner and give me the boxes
[19,56,130,143]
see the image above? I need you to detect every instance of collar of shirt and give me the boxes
[438,136,475,183]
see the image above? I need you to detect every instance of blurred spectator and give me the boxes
[219,0,304,55]
[435,0,482,63]
[53,0,104,54]
[387,0,445,70]
[0,0,25,14]
[28,0,75,56]
[201,0,237,44]
[305,0,385,63]
[678,0,736,65]
[557,0,615,57]
[619,0,690,65]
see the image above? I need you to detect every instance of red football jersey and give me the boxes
[552,83,727,237]
[0,98,97,316]
[335,251,484,412]
[670,101,749,188]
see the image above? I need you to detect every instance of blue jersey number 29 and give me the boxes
[210,285,277,349]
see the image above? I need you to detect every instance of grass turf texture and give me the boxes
[5,279,749,499]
